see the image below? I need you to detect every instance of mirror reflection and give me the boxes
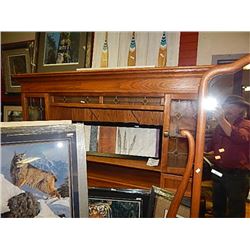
[202,66,250,218]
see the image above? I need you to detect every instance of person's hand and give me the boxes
[211,105,225,122]
[204,151,215,165]
[204,151,214,156]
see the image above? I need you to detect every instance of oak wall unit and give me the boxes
[14,66,213,196]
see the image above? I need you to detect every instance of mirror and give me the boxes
[202,61,250,218]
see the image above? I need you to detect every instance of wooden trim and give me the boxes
[160,94,171,172]
[50,103,164,111]
[21,93,28,120]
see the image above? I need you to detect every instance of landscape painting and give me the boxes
[1,140,72,218]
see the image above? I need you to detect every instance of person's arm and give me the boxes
[213,106,250,142]
[218,117,232,136]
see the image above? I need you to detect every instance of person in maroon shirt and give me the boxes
[209,95,250,217]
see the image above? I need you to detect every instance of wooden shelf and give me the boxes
[51,103,164,111]
[88,176,151,189]
[87,163,161,189]
[87,155,161,172]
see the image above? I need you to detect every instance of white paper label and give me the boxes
[195,168,201,173]
[146,158,159,167]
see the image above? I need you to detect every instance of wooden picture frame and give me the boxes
[88,187,150,218]
[36,32,93,72]
[3,105,23,122]
[148,186,191,218]
[2,48,31,93]
[0,123,88,218]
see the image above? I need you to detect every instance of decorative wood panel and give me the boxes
[161,173,192,196]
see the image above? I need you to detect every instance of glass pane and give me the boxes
[167,137,189,168]
[28,97,45,120]
[168,99,197,168]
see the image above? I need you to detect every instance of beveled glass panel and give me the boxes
[53,95,99,104]
[28,97,45,120]
[169,99,197,137]
[103,96,164,106]
[167,137,189,168]
[168,99,197,168]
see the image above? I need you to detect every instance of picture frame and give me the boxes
[0,123,88,218]
[3,106,23,122]
[2,48,31,93]
[147,186,191,218]
[88,187,151,218]
[84,123,161,159]
[36,32,93,72]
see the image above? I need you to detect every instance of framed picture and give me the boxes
[0,123,88,218]
[84,124,161,159]
[88,187,151,218]
[2,48,31,93]
[148,186,191,218]
[3,106,23,122]
[36,32,93,72]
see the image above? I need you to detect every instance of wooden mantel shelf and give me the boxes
[14,65,214,95]
[14,65,213,78]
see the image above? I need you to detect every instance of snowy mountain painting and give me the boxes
[1,140,72,218]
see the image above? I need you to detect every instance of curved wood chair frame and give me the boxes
[166,129,195,218]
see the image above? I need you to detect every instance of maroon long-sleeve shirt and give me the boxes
[212,117,250,170]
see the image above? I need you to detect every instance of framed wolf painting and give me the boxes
[0,123,88,218]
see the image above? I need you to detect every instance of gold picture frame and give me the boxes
[3,105,23,122]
